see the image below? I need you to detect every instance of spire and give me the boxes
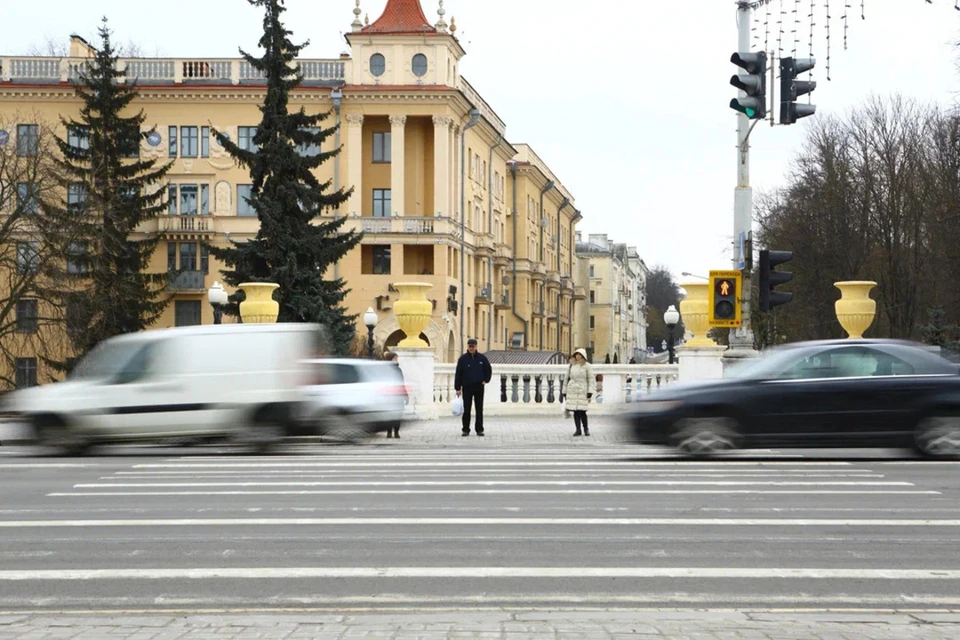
[435,0,449,33]
[351,0,363,32]
[361,0,437,35]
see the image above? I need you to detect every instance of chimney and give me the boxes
[575,230,582,242]
[69,34,96,58]
[587,233,608,247]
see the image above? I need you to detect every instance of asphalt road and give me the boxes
[1,438,959,615]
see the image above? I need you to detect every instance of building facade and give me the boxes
[0,0,586,387]
[576,233,648,363]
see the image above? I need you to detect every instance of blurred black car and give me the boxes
[625,339,960,458]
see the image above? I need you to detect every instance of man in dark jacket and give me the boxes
[454,338,493,436]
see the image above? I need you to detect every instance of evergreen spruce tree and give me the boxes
[45,19,172,367]
[207,0,360,351]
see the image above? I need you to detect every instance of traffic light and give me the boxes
[779,56,816,125]
[759,249,793,312]
[730,51,767,120]
[708,270,743,328]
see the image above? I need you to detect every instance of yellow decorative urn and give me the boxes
[238,282,280,324]
[834,281,877,339]
[678,281,717,347]
[393,282,433,347]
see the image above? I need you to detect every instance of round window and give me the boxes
[412,53,428,78]
[370,53,386,77]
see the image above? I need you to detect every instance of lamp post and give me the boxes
[663,304,680,365]
[681,271,709,281]
[363,307,378,358]
[207,281,228,325]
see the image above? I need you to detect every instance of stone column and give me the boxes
[678,345,726,382]
[395,347,438,420]
[346,113,364,216]
[389,115,406,217]
[432,115,452,216]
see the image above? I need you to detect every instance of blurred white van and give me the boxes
[0,323,323,454]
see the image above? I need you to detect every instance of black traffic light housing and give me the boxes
[759,249,794,312]
[730,51,767,120]
[779,57,817,125]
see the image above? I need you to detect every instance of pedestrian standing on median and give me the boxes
[454,338,492,436]
[564,348,596,437]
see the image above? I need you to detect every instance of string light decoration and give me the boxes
[737,0,957,86]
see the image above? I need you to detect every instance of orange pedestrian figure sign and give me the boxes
[708,270,742,328]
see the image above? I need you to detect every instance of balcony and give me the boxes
[475,283,494,305]
[0,56,346,85]
[495,291,511,309]
[531,300,545,316]
[167,270,205,292]
[160,215,212,238]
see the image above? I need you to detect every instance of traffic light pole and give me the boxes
[727,0,760,363]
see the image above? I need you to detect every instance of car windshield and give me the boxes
[723,347,811,380]
[69,341,147,380]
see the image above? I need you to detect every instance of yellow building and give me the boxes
[0,0,586,388]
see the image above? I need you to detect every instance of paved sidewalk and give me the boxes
[1,609,959,639]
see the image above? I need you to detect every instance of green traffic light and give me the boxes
[729,98,760,119]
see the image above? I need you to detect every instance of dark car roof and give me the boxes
[774,338,925,350]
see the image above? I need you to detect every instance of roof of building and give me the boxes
[361,0,437,35]
[484,351,570,365]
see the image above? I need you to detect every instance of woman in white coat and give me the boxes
[564,348,596,436]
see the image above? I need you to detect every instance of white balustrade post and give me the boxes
[678,345,726,382]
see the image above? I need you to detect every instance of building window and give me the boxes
[16,299,38,333]
[179,242,197,271]
[15,358,38,389]
[67,183,88,212]
[17,124,39,157]
[120,126,140,159]
[370,53,386,77]
[296,126,321,157]
[411,53,428,77]
[180,126,199,158]
[67,125,90,152]
[238,126,258,152]
[167,184,209,215]
[372,131,391,163]
[589,315,595,330]
[372,188,391,218]
[17,182,40,215]
[589,290,595,304]
[167,242,177,271]
[66,299,84,339]
[237,185,255,216]
[200,244,209,274]
[362,245,391,275]
[16,242,39,274]
[168,125,177,157]
[589,265,595,278]
[174,300,201,327]
[201,126,210,158]
[67,242,89,274]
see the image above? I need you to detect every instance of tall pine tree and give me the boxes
[207,0,360,351]
[45,19,172,366]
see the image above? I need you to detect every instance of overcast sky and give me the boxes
[3,0,959,283]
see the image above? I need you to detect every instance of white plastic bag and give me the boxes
[452,396,464,416]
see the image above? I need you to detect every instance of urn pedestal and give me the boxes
[834,281,877,339]
[393,282,433,347]
[238,282,280,324]
[678,282,717,347]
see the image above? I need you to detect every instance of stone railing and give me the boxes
[433,364,679,416]
[0,56,346,84]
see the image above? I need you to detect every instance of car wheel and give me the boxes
[236,422,285,453]
[914,415,960,459]
[671,416,741,457]
[34,417,89,457]
[323,413,367,443]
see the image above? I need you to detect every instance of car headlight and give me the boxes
[634,400,683,414]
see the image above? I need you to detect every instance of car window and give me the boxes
[310,363,361,385]
[774,346,915,380]
[112,342,160,385]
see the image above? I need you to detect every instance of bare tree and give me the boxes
[0,114,76,390]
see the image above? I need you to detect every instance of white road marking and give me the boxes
[0,567,959,580]
[47,489,939,496]
[1,517,960,528]
[134,461,859,468]
[71,480,913,487]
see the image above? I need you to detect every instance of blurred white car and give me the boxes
[297,358,407,440]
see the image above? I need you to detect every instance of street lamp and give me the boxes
[207,281,228,325]
[363,307,378,358]
[663,304,680,365]
[681,272,709,281]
